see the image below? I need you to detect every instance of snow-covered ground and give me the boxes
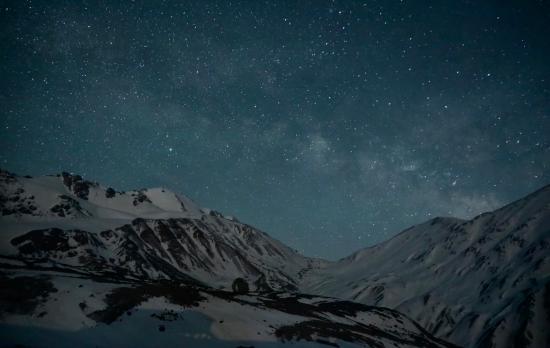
[0,269,452,348]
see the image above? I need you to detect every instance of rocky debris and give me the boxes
[61,172,94,200]
[1,199,38,216]
[132,190,151,206]
[0,177,40,216]
[50,195,90,217]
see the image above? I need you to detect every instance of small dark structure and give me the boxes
[231,278,249,294]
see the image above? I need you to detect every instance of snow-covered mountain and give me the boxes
[0,169,315,291]
[301,185,550,348]
[1,169,453,348]
[1,169,549,347]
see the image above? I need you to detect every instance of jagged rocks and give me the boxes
[61,172,73,187]
[50,195,90,217]
[61,172,94,200]
[10,228,105,265]
[72,181,91,200]
[0,183,38,216]
[133,191,151,206]
[105,187,116,198]
[254,274,274,293]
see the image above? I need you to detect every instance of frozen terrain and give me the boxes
[0,169,452,347]
[1,169,549,347]
[0,268,453,348]
[301,185,550,347]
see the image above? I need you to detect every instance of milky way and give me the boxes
[1,1,549,259]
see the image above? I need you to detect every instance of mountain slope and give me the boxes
[2,169,549,347]
[0,169,315,291]
[301,185,550,347]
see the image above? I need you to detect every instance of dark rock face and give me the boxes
[61,171,73,187]
[133,191,152,206]
[208,210,224,218]
[50,195,90,217]
[232,278,250,294]
[61,172,93,200]
[264,293,457,347]
[0,275,58,316]
[0,197,38,216]
[11,228,104,262]
[87,282,204,324]
[0,174,39,216]
[72,181,91,199]
[5,217,298,291]
[105,187,116,198]
[254,274,273,293]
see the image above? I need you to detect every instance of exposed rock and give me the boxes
[0,275,58,316]
[232,278,249,294]
[133,191,151,206]
[105,187,116,198]
[87,282,204,324]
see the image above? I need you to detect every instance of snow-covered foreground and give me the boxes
[0,269,453,348]
[1,169,549,347]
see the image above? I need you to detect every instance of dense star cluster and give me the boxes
[1,1,549,259]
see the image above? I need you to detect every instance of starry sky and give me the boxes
[1,1,549,259]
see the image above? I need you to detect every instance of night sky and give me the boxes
[1,1,549,259]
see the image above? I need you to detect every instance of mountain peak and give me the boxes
[0,169,310,291]
[1,169,549,348]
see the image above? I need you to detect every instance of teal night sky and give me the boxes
[1,1,549,259]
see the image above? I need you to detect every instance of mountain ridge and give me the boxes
[1,168,549,347]
[300,182,550,348]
